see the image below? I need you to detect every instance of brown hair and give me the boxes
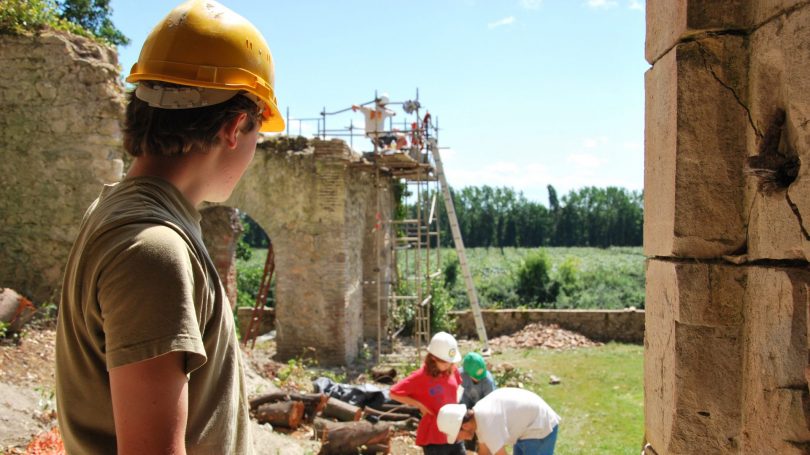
[425,353,454,378]
[462,409,474,423]
[123,89,263,157]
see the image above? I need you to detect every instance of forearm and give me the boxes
[389,393,423,410]
[477,443,506,455]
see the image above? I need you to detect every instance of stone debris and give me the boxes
[0,289,36,333]
[488,323,602,350]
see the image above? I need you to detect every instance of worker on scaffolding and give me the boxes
[352,93,397,150]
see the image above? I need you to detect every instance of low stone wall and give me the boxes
[450,309,645,344]
[236,307,275,339]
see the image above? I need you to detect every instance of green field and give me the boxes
[495,343,644,455]
[425,247,645,310]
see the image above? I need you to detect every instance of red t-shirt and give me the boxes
[390,365,462,446]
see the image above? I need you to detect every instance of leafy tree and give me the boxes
[1,0,128,46]
[57,0,128,45]
[516,249,559,307]
[239,213,269,248]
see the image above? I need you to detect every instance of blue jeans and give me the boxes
[513,425,559,455]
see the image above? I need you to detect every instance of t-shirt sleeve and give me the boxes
[390,369,421,397]
[97,224,207,373]
[484,373,497,393]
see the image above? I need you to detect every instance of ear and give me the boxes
[220,113,248,149]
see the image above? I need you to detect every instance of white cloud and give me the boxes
[582,136,609,149]
[520,0,543,10]
[586,0,618,9]
[628,0,644,11]
[487,16,516,29]
[567,153,604,168]
[445,160,550,192]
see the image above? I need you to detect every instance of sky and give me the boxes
[111,0,648,204]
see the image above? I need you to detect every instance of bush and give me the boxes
[429,279,456,334]
[443,256,459,289]
[515,249,559,307]
[235,249,274,309]
[554,256,581,297]
[391,270,456,336]
[236,238,252,261]
[0,0,128,45]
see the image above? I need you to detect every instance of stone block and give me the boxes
[745,5,810,261]
[741,267,810,453]
[644,36,748,259]
[747,192,805,260]
[751,1,809,27]
[645,260,744,454]
[646,0,750,64]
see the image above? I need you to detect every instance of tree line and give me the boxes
[415,185,643,248]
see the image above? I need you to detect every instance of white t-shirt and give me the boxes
[473,388,560,453]
[356,105,395,137]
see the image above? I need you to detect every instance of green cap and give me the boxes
[463,352,487,381]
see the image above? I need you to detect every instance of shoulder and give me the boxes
[391,366,427,391]
[91,223,194,275]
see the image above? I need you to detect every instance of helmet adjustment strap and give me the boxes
[135,83,240,109]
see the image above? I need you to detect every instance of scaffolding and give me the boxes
[289,90,487,361]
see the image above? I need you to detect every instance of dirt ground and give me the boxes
[0,321,596,454]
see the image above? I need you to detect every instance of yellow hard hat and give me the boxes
[126,0,284,132]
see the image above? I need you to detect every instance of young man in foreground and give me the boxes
[437,387,561,455]
[55,1,284,453]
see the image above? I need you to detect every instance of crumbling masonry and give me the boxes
[0,31,395,367]
[645,1,810,453]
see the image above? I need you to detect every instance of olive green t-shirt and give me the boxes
[55,177,252,454]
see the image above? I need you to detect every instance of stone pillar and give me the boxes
[645,1,810,453]
[227,138,393,366]
[200,206,242,309]
[0,32,124,303]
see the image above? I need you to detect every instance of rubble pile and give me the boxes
[489,323,602,350]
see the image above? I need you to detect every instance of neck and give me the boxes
[126,151,215,207]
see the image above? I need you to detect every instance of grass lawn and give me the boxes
[493,343,643,455]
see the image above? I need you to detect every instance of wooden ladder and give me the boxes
[429,142,491,354]
[242,241,275,348]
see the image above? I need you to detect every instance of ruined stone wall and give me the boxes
[0,31,125,303]
[200,206,242,309]
[225,139,394,365]
[645,2,810,453]
[451,309,645,343]
[0,32,396,367]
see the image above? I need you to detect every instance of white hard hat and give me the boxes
[377,93,390,105]
[427,331,461,363]
[437,404,467,444]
